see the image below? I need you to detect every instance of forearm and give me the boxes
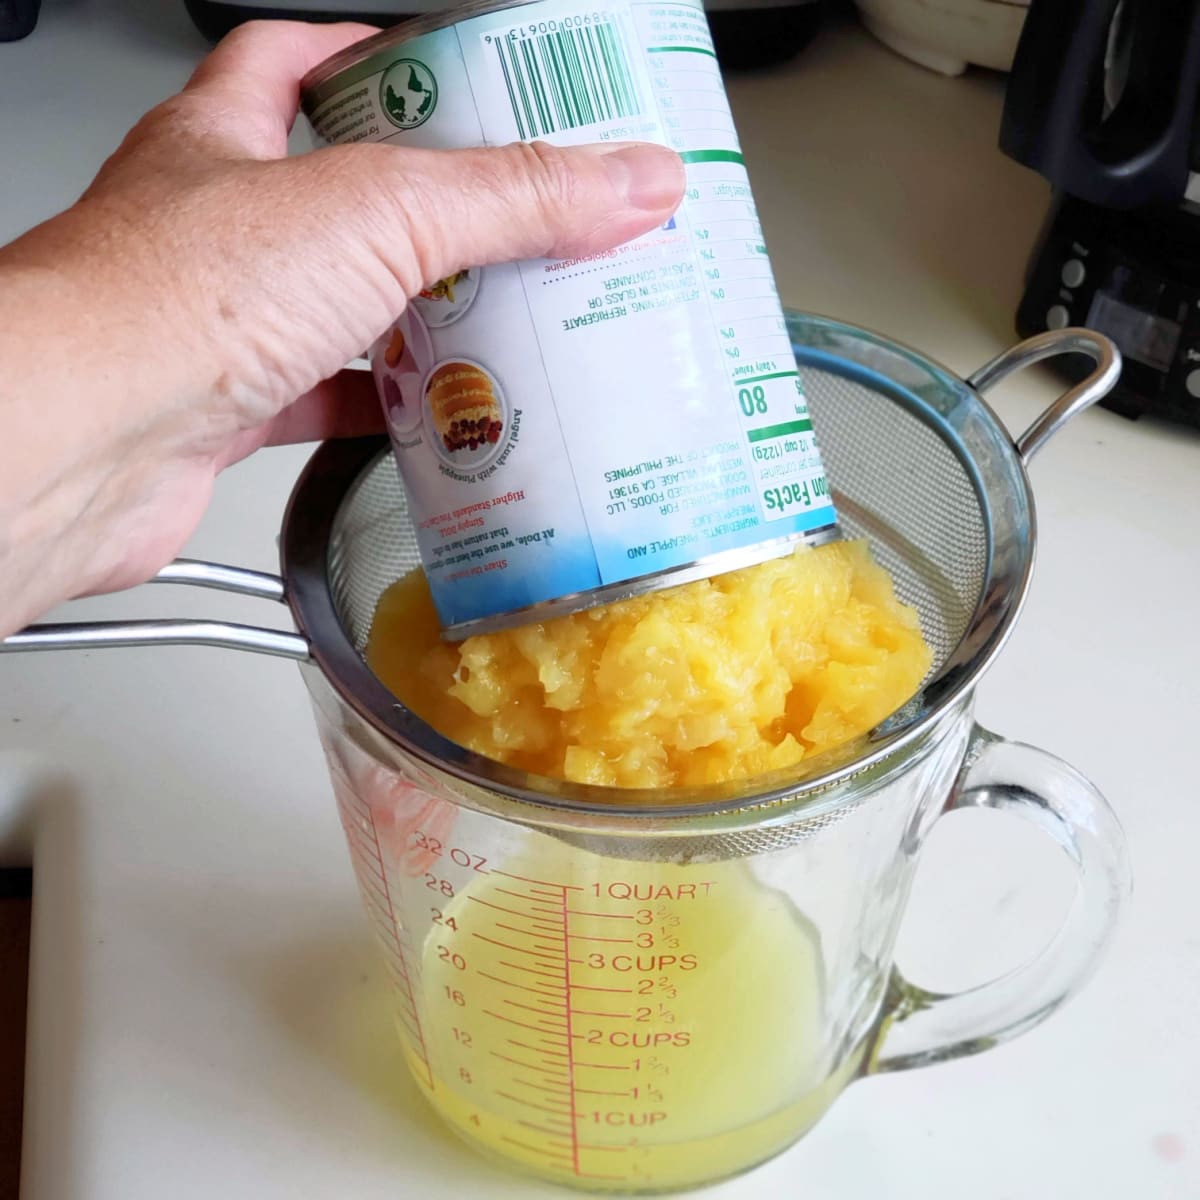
[0,220,195,636]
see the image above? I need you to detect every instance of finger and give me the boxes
[183,20,380,155]
[216,368,384,468]
[265,367,385,443]
[315,138,685,289]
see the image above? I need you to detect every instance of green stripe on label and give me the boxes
[679,149,746,166]
[646,45,718,58]
[747,418,813,442]
[740,370,799,385]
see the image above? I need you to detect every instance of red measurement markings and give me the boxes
[556,884,585,1176]
[477,971,562,1000]
[512,1076,572,1096]
[518,1120,573,1139]
[490,1051,567,1076]
[492,920,564,946]
[476,873,640,1183]
[499,1136,573,1164]
[502,999,567,1022]
[483,1009,569,1041]
[493,870,583,891]
[494,1090,571,1117]
[499,960,565,981]
[494,888,561,916]
[473,933,561,964]
[467,895,544,921]
[339,815,386,863]
[336,794,433,1092]
[509,1038,569,1061]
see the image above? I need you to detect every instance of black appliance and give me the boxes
[184,0,828,71]
[1000,0,1200,424]
[0,0,40,40]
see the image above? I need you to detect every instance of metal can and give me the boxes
[301,0,838,638]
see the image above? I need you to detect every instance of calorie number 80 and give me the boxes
[739,385,768,416]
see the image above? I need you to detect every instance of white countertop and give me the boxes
[2,5,1199,1198]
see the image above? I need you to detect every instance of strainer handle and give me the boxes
[866,725,1129,1075]
[0,558,311,661]
[966,328,1121,466]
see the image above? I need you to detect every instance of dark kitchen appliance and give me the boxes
[0,0,40,40]
[184,0,828,71]
[999,0,1200,424]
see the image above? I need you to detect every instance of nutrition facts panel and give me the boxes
[632,0,829,522]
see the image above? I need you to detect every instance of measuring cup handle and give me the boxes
[966,328,1121,467]
[866,724,1129,1075]
[0,558,311,661]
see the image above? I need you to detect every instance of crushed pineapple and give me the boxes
[365,541,932,789]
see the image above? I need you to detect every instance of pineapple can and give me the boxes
[301,0,838,638]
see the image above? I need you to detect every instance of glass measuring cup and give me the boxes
[308,674,1123,1194]
[1,314,1130,1193]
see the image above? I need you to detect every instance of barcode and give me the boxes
[493,21,643,140]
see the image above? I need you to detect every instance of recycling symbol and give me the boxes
[380,59,438,131]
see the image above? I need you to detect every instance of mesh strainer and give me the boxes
[1,313,1118,831]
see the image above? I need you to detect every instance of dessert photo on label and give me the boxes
[373,310,432,438]
[422,358,507,466]
[412,267,481,328]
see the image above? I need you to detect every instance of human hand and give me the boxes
[0,20,683,637]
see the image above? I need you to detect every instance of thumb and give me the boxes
[322,138,685,294]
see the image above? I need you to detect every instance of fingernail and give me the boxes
[580,142,685,211]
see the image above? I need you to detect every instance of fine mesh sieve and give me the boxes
[279,313,1118,824]
[0,313,1119,837]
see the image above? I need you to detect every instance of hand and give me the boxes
[0,20,683,637]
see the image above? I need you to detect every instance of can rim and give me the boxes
[300,0,542,111]
[442,525,840,640]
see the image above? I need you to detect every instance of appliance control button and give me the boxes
[1187,369,1200,399]
[1061,259,1086,288]
[1046,304,1070,330]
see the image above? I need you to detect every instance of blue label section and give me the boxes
[591,500,836,586]
[427,498,836,629]
[428,536,602,628]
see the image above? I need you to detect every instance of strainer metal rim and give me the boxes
[279,312,1047,819]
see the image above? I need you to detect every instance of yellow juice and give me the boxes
[392,846,860,1192]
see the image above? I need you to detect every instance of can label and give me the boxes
[305,0,837,632]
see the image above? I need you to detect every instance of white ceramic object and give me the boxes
[854,0,1030,76]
